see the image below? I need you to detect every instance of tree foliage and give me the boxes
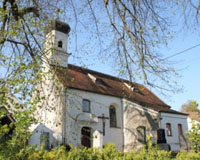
[181,100,200,152]
[181,100,199,112]
[188,122,200,153]
[1,0,200,92]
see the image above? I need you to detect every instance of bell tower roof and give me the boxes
[45,19,71,35]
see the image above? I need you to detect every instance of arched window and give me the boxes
[109,105,117,128]
[58,41,63,48]
[137,126,146,144]
[81,127,91,148]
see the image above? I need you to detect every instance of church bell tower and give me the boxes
[44,19,71,68]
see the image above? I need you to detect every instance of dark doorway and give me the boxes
[157,129,167,144]
[81,127,91,148]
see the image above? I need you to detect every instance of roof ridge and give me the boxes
[68,64,139,85]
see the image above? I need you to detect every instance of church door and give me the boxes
[81,127,91,148]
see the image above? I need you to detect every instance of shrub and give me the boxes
[27,138,173,160]
[176,150,200,160]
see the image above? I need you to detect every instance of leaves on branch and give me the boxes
[3,0,39,20]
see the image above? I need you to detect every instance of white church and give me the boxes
[29,20,189,152]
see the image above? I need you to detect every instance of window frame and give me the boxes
[178,124,183,136]
[137,126,146,144]
[82,99,91,113]
[166,123,172,136]
[40,132,50,150]
[95,78,104,85]
[109,105,117,128]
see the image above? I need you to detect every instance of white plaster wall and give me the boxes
[29,124,41,148]
[45,30,68,51]
[29,69,65,148]
[187,117,199,130]
[122,99,159,152]
[44,30,69,68]
[65,89,123,150]
[29,29,69,148]
[160,112,188,151]
[188,117,192,130]
[29,123,60,149]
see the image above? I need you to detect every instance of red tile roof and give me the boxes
[185,112,200,122]
[53,64,187,115]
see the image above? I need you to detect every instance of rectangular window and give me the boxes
[178,124,183,135]
[166,123,172,136]
[137,126,146,144]
[82,99,90,113]
[40,132,50,150]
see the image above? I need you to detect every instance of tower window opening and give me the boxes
[58,41,63,48]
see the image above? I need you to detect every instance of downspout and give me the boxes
[62,87,67,145]
[121,98,125,152]
[158,112,162,128]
